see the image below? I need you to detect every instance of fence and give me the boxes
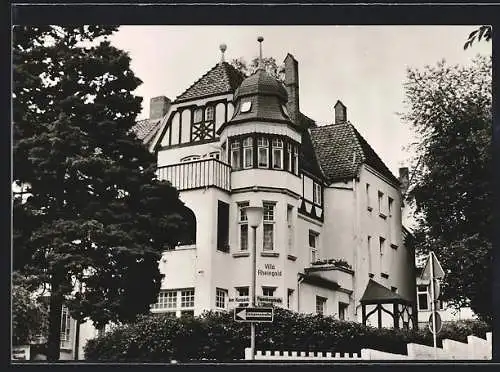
[245,332,492,361]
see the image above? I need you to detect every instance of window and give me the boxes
[208,151,220,160]
[194,108,203,123]
[216,288,228,309]
[181,155,201,162]
[181,289,195,308]
[236,287,249,307]
[388,197,394,216]
[309,230,319,263]
[316,296,327,315]
[378,191,386,217]
[60,306,71,343]
[231,141,241,169]
[262,286,276,298]
[177,206,197,247]
[391,286,398,293]
[313,183,322,205]
[152,289,194,317]
[293,145,299,175]
[258,137,269,168]
[205,106,214,121]
[238,202,249,251]
[151,290,177,310]
[287,205,294,253]
[366,184,372,210]
[287,143,293,172]
[417,285,429,311]
[241,101,252,113]
[367,235,372,273]
[217,201,230,252]
[379,237,385,256]
[263,202,275,251]
[243,137,253,168]
[272,138,283,169]
[287,289,294,309]
[339,302,348,320]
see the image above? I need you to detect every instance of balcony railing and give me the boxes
[157,158,231,192]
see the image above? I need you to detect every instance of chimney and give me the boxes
[334,100,347,124]
[399,167,409,196]
[150,96,171,120]
[284,53,300,126]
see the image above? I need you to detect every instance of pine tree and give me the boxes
[13,26,186,360]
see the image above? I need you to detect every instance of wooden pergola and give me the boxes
[360,279,416,330]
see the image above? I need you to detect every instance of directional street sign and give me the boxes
[234,307,274,323]
[428,311,443,334]
[421,252,445,280]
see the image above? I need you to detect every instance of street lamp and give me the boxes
[242,205,263,361]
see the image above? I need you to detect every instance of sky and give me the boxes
[110,26,491,177]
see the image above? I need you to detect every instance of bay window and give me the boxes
[243,137,253,168]
[258,137,269,168]
[231,141,241,169]
[272,138,284,169]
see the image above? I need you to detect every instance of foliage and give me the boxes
[12,25,186,360]
[84,308,491,361]
[464,26,492,50]
[231,56,285,82]
[402,56,492,323]
[12,272,49,345]
[310,258,352,270]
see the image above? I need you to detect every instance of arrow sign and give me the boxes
[420,252,445,280]
[234,307,273,323]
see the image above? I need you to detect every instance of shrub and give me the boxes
[84,308,491,361]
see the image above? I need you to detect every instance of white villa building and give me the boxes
[135,40,418,330]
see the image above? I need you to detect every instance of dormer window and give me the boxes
[194,108,203,123]
[205,106,214,121]
[241,101,252,113]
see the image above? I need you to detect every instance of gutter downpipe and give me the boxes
[352,173,359,317]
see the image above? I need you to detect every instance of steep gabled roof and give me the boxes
[310,122,399,185]
[132,118,163,147]
[174,62,245,103]
[360,279,412,304]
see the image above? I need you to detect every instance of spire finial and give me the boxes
[257,36,264,70]
[219,43,227,64]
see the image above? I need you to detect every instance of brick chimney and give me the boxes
[150,96,171,120]
[334,100,347,124]
[399,167,409,195]
[284,53,300,126]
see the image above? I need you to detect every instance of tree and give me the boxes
[464,26,492,50]
[13,26,187,360]
[402,56,492,323]
[231,56,285,82]
[12,272,49,346]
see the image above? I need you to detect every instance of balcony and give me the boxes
[304,259,354,293]
[157,158,231,192]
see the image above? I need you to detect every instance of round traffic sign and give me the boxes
[428,311,442,334]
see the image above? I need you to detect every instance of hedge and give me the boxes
[84,308,490,362]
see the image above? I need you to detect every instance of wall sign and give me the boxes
[258,263,282,277]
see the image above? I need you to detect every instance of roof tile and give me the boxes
[174,62,245,103]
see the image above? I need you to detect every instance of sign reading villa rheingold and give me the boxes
[258,264,282,277]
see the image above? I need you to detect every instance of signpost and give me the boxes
[234,307,274,322]
[420,251,445,359]
[428,311,442,334]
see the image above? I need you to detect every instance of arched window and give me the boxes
[177,206,197,247]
